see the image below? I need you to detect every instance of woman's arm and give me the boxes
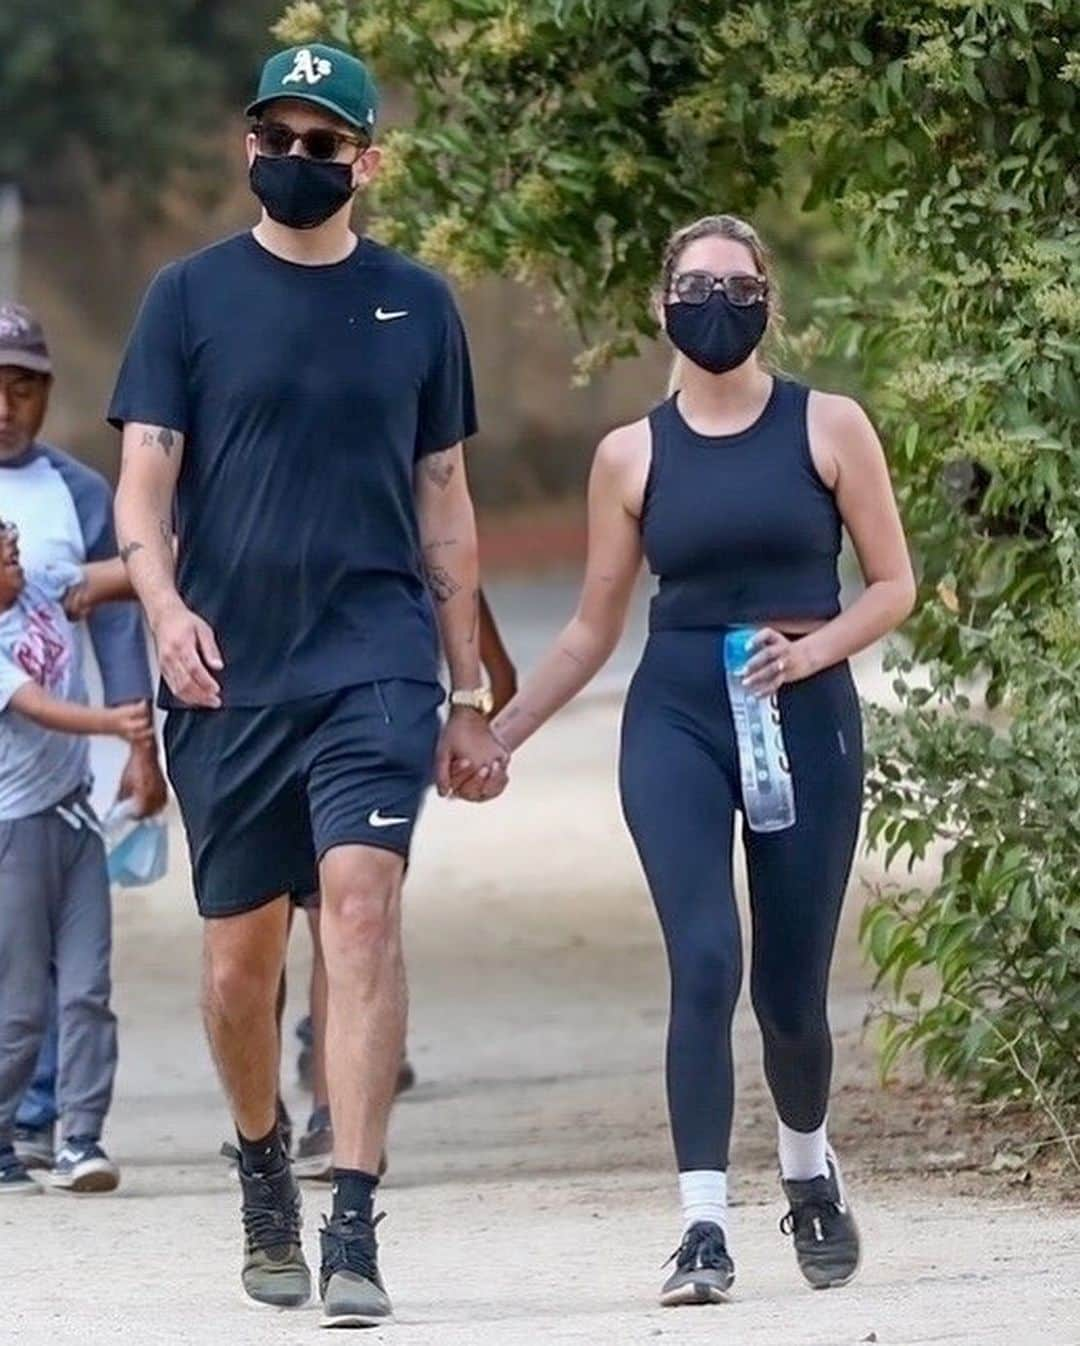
[490,422,647,754]
[10,681,153,743]
[743,392,916,695]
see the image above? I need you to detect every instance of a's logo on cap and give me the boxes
[0,305,31,341]
[282,48,332,87]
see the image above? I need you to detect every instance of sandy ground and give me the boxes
[7,642,1080,1344]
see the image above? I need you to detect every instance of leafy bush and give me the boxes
[278,0,1080,1146]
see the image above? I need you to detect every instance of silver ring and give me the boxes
[776,658,785,675]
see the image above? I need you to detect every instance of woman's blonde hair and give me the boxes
[660,214,785,394]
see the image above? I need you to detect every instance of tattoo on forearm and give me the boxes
[119,541,145,564]
[156,517,172,546]
[423,452,456,490]
[425,562,462,604]
[423,537,460,554]
[560,646,586,668]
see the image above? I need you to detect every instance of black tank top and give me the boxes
[642,378,842,631]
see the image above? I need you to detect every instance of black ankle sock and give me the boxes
[238,1121,285,1175]
[332,1167,379,1221]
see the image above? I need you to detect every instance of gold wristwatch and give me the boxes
[450,686,494,716]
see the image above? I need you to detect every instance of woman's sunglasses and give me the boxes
[672,270,768,308]
[253,121,369,163]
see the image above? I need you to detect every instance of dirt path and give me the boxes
[6,694,1078,1345]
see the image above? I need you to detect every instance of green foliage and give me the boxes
[283,0,1080,1135]
[0,1,281,199]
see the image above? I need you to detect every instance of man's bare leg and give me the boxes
[202,896,310,1307]
[316,844,404,1326]
[320,845,406,1172]
[306,906,330,1112]
[202,897,291,1141]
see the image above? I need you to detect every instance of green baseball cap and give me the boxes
[246,44,379,135]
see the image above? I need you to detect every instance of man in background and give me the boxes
[0,301,166,1171]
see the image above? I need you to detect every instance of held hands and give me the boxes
[108,701,155,746]
[153,600,224,709]
[436,706,510,804]
[741,627,815,698]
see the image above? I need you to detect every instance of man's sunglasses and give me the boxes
[672,270,768,308]
[253,121,369,163]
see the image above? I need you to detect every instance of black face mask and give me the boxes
[664,292,768,375]
[249,154,355,230]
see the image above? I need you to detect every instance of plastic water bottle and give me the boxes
[722,627,796,833]
[103,799,169,887]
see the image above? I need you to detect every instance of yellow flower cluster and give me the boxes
[367,215,409,248]
[572,339,620,386]
[506,243,553,286]
[350,14,393,54]
[1038,607,1080,656]
[713,11,772,49]
[664,88,727,137]
[885,357,981,407]
[515,172,560,219]
[373,130,412,198]
[417,212,485,284]
[1034,285,1080,330]
[481,13,531,61]
[1060,50,1080,86]
[906,35,953,84]
[606,152,640,188]
[954,428,1028,474]
[271,0,326,46]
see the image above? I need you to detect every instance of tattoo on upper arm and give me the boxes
[139,426,177,456]
[119,541,144,564]
[423,452,456,490]
[156,517,172,546]
[425,562,462,604]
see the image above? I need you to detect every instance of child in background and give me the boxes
[0,518,151,1194]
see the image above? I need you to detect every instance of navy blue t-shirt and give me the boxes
[108,232,477,707]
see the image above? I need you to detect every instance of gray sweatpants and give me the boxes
[0,801,116,1147]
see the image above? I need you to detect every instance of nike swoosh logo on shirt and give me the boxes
[374,307,409,321]
[368,808,410,828]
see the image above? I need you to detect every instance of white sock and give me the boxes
[777,1118,829,1180]
[678,1170,728,1237]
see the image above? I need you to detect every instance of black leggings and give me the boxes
[619,630,863,1171]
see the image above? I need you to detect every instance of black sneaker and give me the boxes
[294,1105,333,1182]
[48,1137,119,1193]
[659,1221,734,1306]
[13,1123,54,1171]
[0,1147,40,1196]
[780,1151,861,1289]
[320,1211,392,1327]
[224,1146,311,1307]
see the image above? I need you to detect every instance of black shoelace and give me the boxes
[322,1212,384,1282]
[229,1153,301,1252]
[665,1222,729,1272]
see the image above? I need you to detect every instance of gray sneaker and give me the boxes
[0,1148,40,1196]
[48,1137,119,1193]
[231,1149,311,1308]
[294,1106,333,1182]
[780,1150,861,1289]
[13,1123,54,1171]
[319,1212,392,1328]
[659,1221,734,1306]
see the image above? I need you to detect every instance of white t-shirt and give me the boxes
[0,562,90,819]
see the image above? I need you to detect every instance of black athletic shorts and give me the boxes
[164,679,443,918]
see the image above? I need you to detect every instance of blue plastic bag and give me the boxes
[103,801,168,887]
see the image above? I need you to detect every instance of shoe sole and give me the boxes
[48,1162,120,1193]
[660,1281,732,1307]
[320,1309,393,1328]
[0,1181,42,1196]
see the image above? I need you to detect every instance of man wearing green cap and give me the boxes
[110,43,507,1326]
